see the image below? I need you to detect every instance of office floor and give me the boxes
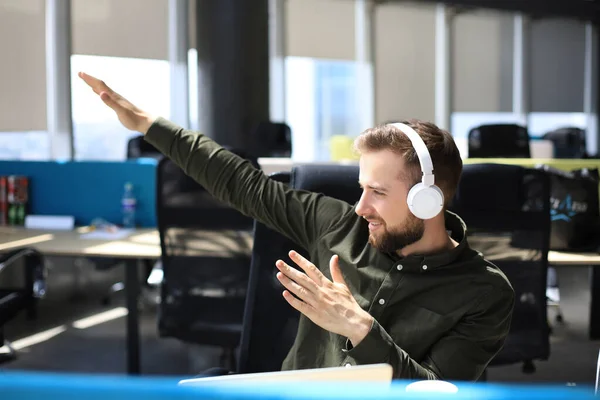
[1,265,598,385]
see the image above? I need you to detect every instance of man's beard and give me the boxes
[368,216,425,254]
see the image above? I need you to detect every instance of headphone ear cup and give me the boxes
[407,183,444,220]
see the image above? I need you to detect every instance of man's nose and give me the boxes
[355,193,370,217]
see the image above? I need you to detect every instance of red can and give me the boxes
[7,175,28,204]
[6,176,28,226]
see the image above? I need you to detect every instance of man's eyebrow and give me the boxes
[358,181,389,192]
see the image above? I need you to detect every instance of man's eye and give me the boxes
[374,190,384,196]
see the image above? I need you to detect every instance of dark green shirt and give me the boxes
[145,118,515,382]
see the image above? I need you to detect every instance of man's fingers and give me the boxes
[276,260,318,293]
[276,272,317,306]
[282,290,315,316]
[100,92,122,111]
[329,255,347,286]
[288,250,325,285]
[78,71,113,96]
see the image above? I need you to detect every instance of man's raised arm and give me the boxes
[78,72,352,250]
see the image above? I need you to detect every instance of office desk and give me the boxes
[548,250,600,339]
[2,226,600,373]
[0,227,160,375]
[0,226,252,375]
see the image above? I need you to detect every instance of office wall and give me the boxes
[374,2,436,124]
[529,18,586,112]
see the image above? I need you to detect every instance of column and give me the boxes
[46,0,73,160]
[355,0,375,131]
[195,0,270,151]
[168,0,190,129]
[585,22,598,156]
[512,13,528,125]
[269,0,286,122]
[434,3,452,131]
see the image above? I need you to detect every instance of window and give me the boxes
[70,55,170,161]
[70,0,170,160]
[0,132,49,161]
[285,57,361,161]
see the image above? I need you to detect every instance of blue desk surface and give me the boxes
[0,371,595,400]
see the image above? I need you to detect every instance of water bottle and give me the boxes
[121,182,136,228]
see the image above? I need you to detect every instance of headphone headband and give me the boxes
[389,123,435,187]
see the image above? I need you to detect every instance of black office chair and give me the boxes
[156,153,259,369]
[542,127,587,159]
[448,163,551,375]
[127,135,163,160]
[0,247,46,363]
[468,124,531,158]
[238,165,363,373]
[248,122,292,158]
[237,172,297,373]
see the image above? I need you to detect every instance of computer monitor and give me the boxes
[178,364,393,386]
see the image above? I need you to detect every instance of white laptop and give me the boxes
[178,364,393,386]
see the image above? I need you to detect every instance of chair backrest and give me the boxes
[248,122,292,157]
[126,135,162,159]
[542,127,587,159]
[448,163,551,366]
[238,165,362,373]
[468,124,531,158]
[155,154,259,347]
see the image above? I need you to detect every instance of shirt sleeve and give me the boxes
[144,117,353,250]
[346,287,515,381]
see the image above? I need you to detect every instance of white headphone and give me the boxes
[388,123,444,220]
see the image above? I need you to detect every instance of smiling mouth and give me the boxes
[367,221,382,231]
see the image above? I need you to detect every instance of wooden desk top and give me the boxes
[2,226,600,265]
[548,250,600,266]
[0,226,161,259]
[0,226,254,260]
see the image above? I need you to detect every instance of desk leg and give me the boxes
[590,265,600,340]
[125,259,141,374]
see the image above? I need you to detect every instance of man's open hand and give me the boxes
[78,72,155,134]
[276,250,374,346]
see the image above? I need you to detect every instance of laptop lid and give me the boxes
[178,364,393,386]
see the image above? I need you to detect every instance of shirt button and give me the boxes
[396,264,403,271]
[422,265,428,270]
[345,363,352,368]
[378,298,385,305]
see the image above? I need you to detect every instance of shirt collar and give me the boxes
[387,210,469,273]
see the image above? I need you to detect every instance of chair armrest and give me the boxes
[0,247,46,299]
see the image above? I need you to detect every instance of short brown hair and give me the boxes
[353,119,463,206]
